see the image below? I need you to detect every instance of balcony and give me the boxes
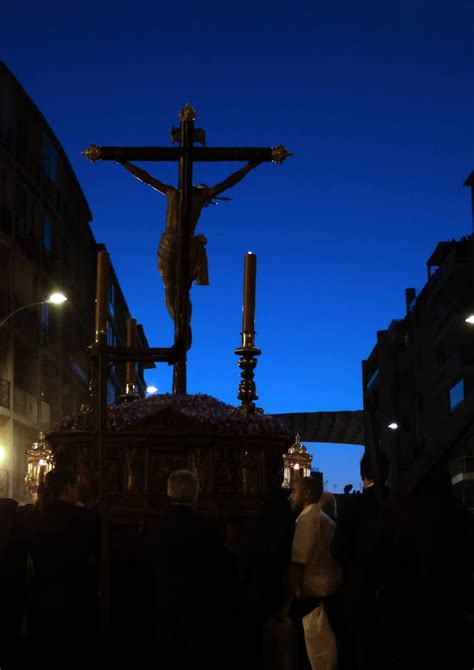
[0,378,10,409]
[450,456,474,483]
[13,386,37,423]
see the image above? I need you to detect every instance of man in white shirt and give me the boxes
[278,477,341,670]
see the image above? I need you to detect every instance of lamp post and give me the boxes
[0,292,67,328]
[0,293,66,499]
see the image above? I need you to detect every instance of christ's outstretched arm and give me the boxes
[207,162,260,198]
[117,161,173,196]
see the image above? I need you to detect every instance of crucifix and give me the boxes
[83,103,291,394]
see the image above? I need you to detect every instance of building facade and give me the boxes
[0,62,151,501]
[362,175,474,509]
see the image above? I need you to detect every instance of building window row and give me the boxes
[41,133,58,184]
[366,368,380,391]
[449,379,464,412]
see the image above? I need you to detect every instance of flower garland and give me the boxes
[52,393,287,435]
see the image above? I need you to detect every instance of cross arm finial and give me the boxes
[179,102,197,122]
[271,145,293,164]
[82,144,102,162]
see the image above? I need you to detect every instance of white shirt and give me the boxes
[291,503,342,599]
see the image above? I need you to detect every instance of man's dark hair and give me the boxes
[360,449,389,484]
[300,476,323,502]
[40,467,77,507]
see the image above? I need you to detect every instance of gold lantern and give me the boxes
[25,431,54,498]
[282,434,312,489]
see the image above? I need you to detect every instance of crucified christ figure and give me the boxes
[117,160,260,346]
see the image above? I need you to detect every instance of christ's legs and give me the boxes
[163,276,176,322]
[162,273,193,350]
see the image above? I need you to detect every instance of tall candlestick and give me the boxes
[242,252,256,339]
[126,317,137,391]
[95,250,110,342]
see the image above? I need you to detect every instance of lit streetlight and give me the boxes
[0,292,67,328]
[388,422,399,431]
[48,292,68,305]
[465,315,474,325]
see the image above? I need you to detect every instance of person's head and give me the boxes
[167,470,200,508]
[360,449,389,489]
[320,491,337,519]
[288,476,323,514]
[43,467,79,506]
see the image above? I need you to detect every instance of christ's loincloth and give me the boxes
[158,231,209,285]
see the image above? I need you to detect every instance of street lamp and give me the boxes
[388,422,399,431]
[48,292,67,305]
[0,292,67,328]
[465,315,474,325]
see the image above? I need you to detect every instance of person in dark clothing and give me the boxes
[242,474,296,669]
[26,468,100,668]
[332,449,389,670]
[151,469,238,670]
[378,463,474,670]
[0,498,30,670]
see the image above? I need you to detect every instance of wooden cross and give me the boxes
[83,103,291,394]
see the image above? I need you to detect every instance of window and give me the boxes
[41,134,58,184]
[43,216,53,254]
[107,381,116,405]
[40,302,50,342]
[15,184,34,238]
[366,368,380,391]
[108,282,116,319]
[107,323,116,347]
[449,379,464,412]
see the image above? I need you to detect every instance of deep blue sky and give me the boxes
[2,0,473,489]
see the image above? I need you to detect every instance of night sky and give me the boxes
[2,0,473,489]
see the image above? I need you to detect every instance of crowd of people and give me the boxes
[0,451,473,670]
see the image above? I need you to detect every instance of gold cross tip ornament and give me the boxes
[271,145,293,164]
[179,102,197,122]
[82,144,102,162]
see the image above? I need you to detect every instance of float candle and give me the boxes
[242,252,256,337]
[95,250,110,341]
[126,318,137,388]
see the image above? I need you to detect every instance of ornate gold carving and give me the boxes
[191,448,212,496]
[81,144,102,162]
[241,450,260,496]
[179,102,197,122]
[271,144,292,164]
